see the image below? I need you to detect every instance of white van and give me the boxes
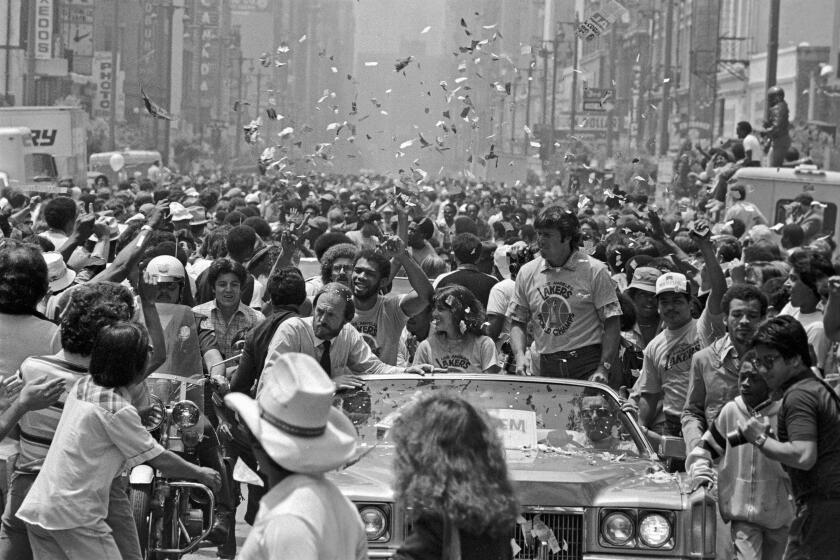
[731,165,840,236]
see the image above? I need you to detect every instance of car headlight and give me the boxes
[140,394,166,431]
[601,511,634,546]
[171,400,200,429]
[359,506,388,541]
[638,512,672,547]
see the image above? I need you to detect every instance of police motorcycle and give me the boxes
[131,373,216,559]
[130,258,242,558]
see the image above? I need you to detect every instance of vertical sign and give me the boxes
[197,0,220,115]
[34,0,54,59]
[93,51,114,118]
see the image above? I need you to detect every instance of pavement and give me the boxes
[183,486,252,559]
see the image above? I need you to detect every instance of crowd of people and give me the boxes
[0,105,838,558]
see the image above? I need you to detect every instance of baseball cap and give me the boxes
[794,193,814,205]
[655,272,689,296]
[628,267,662,293]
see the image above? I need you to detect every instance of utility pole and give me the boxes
[510,74,518,153]
[235,54,244,158]
[658,0,674,156]
[549,34,558,157]
[162,4,174,166]
[569,13,579,134]
[524,59,533,153]
[606,27,617,157]
[765,0,780,119]
[108,0,119,150]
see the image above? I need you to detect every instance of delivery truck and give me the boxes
[0,127,63,193]
[0,106,88,184]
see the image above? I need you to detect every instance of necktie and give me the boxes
[319,340,332,376]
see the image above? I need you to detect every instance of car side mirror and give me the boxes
[657,435,686,460]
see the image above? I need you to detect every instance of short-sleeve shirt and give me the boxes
[510,253,620,354]
[778,373,840,500]
[412,333,496,372]
[351,294,407,365]
[239,473,367,560]
[486,279,515,365]
[638,318,703,418]
[192,300,265,358]
[16,376,165,531]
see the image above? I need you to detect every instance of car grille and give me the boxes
[512,511,583,560]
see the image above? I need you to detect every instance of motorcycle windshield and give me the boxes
[145,303,206,408]
[146,373,205,410]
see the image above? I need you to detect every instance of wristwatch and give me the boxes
[753,433,768,448]
[601,361,612,371]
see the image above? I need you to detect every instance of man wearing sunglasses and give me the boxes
[740,316,840,559]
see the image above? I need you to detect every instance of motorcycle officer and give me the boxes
[142,255,238,557]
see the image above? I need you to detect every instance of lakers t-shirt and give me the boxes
[351,294,408,366]
[638,318,702,418]
[510,253,620,354]
[412,333,496,372]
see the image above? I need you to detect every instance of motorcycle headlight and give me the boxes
[140,394,166,431]
[601,511,634,546]
[638,512,672,548]
[358,506,389,541]
[171,400,200,429]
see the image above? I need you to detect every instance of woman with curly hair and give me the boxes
[391,392,519,560]
[412,285,498,373]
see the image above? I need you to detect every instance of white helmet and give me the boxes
[145,255,186,283]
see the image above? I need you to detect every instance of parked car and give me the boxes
[329,374,716,559]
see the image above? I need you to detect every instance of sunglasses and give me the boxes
[751,354,783,371]
[583,406,612,419]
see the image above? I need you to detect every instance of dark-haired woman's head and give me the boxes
[391,392,519,533]
[89,321,149,388]
[60,282,135,356]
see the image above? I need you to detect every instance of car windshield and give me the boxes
[336,376,647,459]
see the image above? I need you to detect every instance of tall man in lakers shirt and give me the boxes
[510,207,621,381]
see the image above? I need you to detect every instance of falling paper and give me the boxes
[364,61,379,67]
[421,25,431,34]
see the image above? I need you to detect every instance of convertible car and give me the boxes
[329,374,716,560]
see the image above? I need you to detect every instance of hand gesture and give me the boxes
[198,467,222,493]
[738,415,770,444]
[92,218,111,241]
[138,270,159,302]
[74,209,96,240]
[515,354,530,376]
[0,375,23,412]
[333,375,364,390]
[688,460,716,492]
[147,199,170,230]
[828,276,840,296]
[19,376,65,412]
[689,219,712,243]
[647,208,666,240]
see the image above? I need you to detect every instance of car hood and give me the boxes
[330,445,688,510]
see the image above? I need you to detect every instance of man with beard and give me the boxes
[350,238,433,365]
[682,284,769,451]
[261,283,431,391]
[315,243,358,293]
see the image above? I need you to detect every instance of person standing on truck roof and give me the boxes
[736,121,762,167]
[761,86,792,168]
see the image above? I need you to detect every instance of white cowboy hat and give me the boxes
[224,353,358,474]
[42,252,76,293]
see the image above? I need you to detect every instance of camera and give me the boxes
[508,244,537,278]
[726,426,774,448]
[725,427,751,447]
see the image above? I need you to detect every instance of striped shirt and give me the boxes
[16,353,89,474]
